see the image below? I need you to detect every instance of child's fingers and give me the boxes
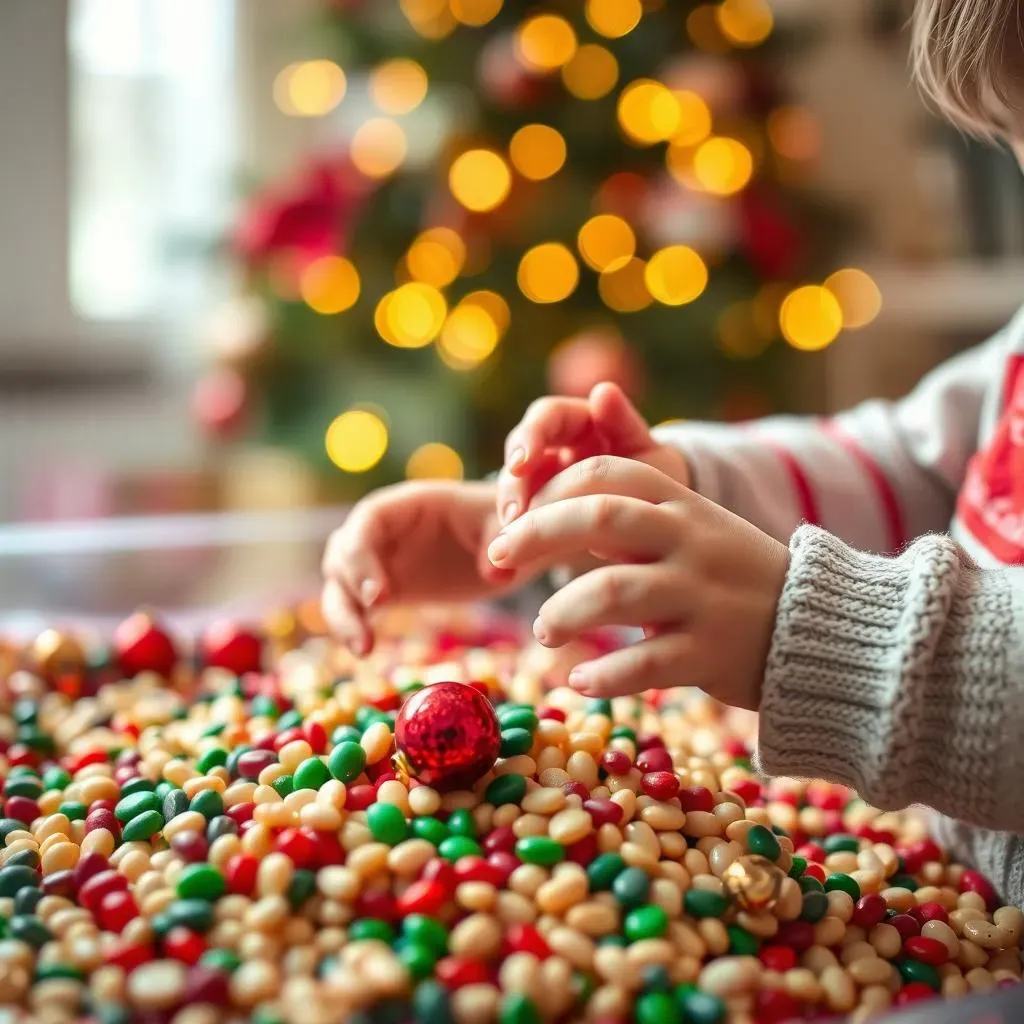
[321,578,372,656]
[533,565,686,647]
[496,449,571,526]
[488,495,677,576]
[321,503,392,610]
[567,632,695,697]
[589,382,653,452]
[504,397,600,476]
[531,455,684,511]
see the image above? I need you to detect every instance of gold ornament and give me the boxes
[29,629,87,683]
[721,854,785,912]
[391,750,412,786]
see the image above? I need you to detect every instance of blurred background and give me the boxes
[1,0,1023,614]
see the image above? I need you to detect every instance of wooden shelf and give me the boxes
[868,260,1024,332]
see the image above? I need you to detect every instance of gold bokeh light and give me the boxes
[406,442,465,480]
[585,0,642,38]
[716,0,774,47]
[825,269,883,330]
[780,285,844,351]
[376,283,448,348]
[645,246,709,306]
[461,290,511,335]
[599,257,653,312]
[406,228,466,288]
[351,118,408,178]
[299,256,361,314]
[450,0,503,27]
[370,59,429,116]
[438,304,500,368]
[510,124,567,181]
[273,60,347,118]
[518,243,579,303]
[672,91,713,147]
[325,410,389,473]
[693,136,754,195]
[577,215,637,272]
[617,79,681,145]
[561,44,619,100]
[516,15,578,72]
[449,149,513,212]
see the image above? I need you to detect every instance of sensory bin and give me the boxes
[0,609,1022,1024]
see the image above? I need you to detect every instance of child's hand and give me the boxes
[496,382,690,525]
[487,457,789,710]
[322,481,521,656]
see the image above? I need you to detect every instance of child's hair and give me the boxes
[911,0,1021,138]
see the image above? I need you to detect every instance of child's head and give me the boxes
[912,0,1023,144]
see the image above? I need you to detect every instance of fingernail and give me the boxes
[487,535,509,565]
[502,502,519,525]
[568,668,588,691]
[508,447,526,471]
[352,633,369,658]
[532,617,548,644]
[360,579,380,607]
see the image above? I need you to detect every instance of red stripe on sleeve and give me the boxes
[761,440,822,527]
[821,419,906,552]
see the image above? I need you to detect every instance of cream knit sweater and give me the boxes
[653,313,1024,907]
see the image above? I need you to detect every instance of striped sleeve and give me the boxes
[651,332,1007,553]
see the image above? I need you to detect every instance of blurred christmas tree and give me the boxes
[198,0,870,499]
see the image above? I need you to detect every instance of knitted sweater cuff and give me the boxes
[756,526,1019,827]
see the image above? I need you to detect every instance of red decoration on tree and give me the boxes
[547,330,645,402]
[478,35,551,109]
[201,622,264,676]
[112,612,178,679]
[193,369,249,440]
[232,157,368,270]
[393,681,501,791]
[737,189,805,279]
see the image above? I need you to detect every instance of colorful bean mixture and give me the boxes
[0,614,1021,1023]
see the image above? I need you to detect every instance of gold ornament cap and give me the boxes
[722,854,785,912]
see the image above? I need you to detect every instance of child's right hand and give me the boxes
[321,480,520,656]
[496,382,690,524]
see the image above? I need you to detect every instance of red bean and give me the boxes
[803,863,827,885]
[678,787,715,813]
[889,915,920,940]
[562,781,590,801]
[226,803,255,826]
[600,750,631,776]
[397,879,448,916]
[5,796,39,823]
[275,828,316,867]
[504,924,551,960]
[435,956,490,989]
[775,920,815,952]
[357,889,397,921]
[634,748,673,774]
[454,857,502,887]
[960,869,998,910]
[894,982,937,1006]
[635,732,664,751]
[225,854,258,895]
[486,852,519,886]
[346,785,377,811]
[912,902,949,926]
[537,706,565,722]
[903,936,949,966]
[852,894,888,929]
[79,870,128,913]
[584,799,623,828]
[171,833,209,864]
[185,965,230,1006]
[796,843,825,862]
[640,772,679,801]
[422,859,456,888]
[84,808,118,836]
[97,890,138,932]
[74,852,110,887]
[104,941,154,971]
[759,946,798,972]
[482,827,516,855]
[901,838,943,874]
[755,989,802,1023]
[165,927,207,965]
[732,778,762,805]
[567,834,598,867]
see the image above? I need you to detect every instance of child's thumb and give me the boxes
[589,382,651,451]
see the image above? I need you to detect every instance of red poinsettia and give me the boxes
[232,155,370,268]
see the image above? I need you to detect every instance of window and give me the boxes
[69,0,237,325]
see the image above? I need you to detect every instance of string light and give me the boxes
[406,228,466,288]
[672,91,713,146]
[577,215,636,272]
[406,442,465,480]
[693,136,753,195]
[561,44,619,100]
[350,119,408,178]
[716,0,774,47]
[518,243,579,303]
[598,257,653,312]
[585,0,642,38]
[645,246,709,306]
[516,15,577,72]
[617,79,681,145]
[325,410,389,473]
[370,59,429,116]
[768,106,822,163]
[450,0,503,26]
[509,124,567,181]
[385,283,448,347]
[686,5,730,53]
[461,290,511,335]
[825,269,883,330]
[780,285,843,351]
[438,304,500,368]
[449,149,512,212]
[273,61,347,117]
[299,256,361,314]
[401,0,457,38]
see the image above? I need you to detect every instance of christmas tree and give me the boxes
[198,0,869,498]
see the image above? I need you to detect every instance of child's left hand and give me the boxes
[486,456,790,710]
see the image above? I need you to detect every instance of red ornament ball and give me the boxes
[113,612,178,678]
[201,621,263,675]
[394,681,500,791]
